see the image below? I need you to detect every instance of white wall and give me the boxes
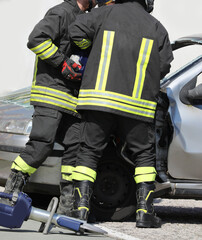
[153,0,202,74]
[153,0,202,40]
[0,0,201,96]
[0,0,62,96]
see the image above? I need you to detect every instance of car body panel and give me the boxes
[165,58,202,180]
[0,89,62,194]
[171,34,202,50]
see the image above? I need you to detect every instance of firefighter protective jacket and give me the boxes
[69,1,174,122]
[27,0,84,117]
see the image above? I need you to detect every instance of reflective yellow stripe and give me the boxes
[30,86,78,112]
[76,187,82,198]
[145,190,153,201]
[95,30,115,91]
[62,174,73,181]
[78,207,89,211]
[73,166,97,180]
[78,98,155,118]
[132,38,154,98]
[31,39,52,54]
[135,173,156,183]
[61,165,75,174]
[31,96,77,112]
[32,56,39,86]
[61,166,74,181]
[72,172,95,183]
[134,166,156,183]
[79,90,156,109]
[72,166,97,182]
[38,44,58,60]
[105,0,114,4]
[30,39,58,60]
[11,163,24,173]
[136,209,147,213]
[135,167,156,175]
[31,86,78,104]
[11,156,36,175]
[74,39,92,49]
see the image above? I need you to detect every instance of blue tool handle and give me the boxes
[57,216,81,232]
[0,204,13,214]
[0,192,32,229]
[0,192,13,200]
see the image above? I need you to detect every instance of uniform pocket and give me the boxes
[33,106,58,118]
[30,106,61,143]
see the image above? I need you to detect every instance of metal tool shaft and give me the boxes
[29,207,57,225]
[29,207,107,234]
[0,192,106,235]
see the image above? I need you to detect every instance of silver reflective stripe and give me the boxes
[133,38,154,98]
[74,39,92,49]
[31,39,52,54]
[95,31,115,91]
[98,32,112,90]
[77,98,155,118]
[31,95,77,111]
[31,87,77,104]
[79,90,156,110]
[31,86,78,111]
[38,44,58,60]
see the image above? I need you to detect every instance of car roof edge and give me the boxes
[171,34,202,51]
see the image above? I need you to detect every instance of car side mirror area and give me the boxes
[180,76,202,105]
[187,84,202,104]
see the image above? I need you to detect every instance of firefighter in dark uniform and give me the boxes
[69,0,173,227]
[2,0,97,216]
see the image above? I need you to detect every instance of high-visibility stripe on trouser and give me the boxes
[72,166,97,183]
[134,167,156,184]
[11,156,37,176]
[61,165,75,182]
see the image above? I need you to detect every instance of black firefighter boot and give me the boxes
[136,182,161,228]
[57,181,73,216]
[0,169,29,205]
[71,180,93,221]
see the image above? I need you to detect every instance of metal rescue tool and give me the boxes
[0,192,107,235]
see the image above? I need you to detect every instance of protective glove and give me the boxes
[61,57,82,81]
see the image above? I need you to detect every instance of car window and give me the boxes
[196,71,202,86]
[0,87,31,108]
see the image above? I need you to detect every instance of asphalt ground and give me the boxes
[0,220,115,240]
[0,186,134,240]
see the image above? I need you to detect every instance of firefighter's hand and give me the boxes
[61,58,82,81]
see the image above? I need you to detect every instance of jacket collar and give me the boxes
[64,0,84,13]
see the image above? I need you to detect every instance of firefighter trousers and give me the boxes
[73,110,156,183]
[12,106,81,182]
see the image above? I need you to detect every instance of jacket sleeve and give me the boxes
[27,8,65,68]
[69,10,99,50]
[156,22,174,79]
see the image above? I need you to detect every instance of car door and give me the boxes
[162,35,202,180]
